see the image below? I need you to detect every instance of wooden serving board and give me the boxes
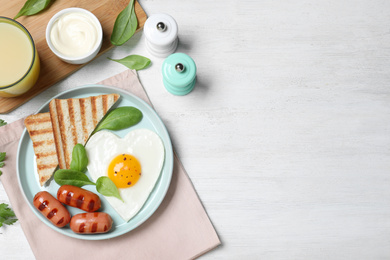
[0,0,147,114]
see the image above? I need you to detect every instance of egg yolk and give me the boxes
[107,154,141,188]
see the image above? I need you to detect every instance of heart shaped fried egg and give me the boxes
[85,129,165,222]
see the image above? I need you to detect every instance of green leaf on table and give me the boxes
[96,176,123,202]
[0,152,5,176]
[54,169,96,187]
[0,119,6,127]
[0,203,17,227]
[14,0,52,19]
[108,55,151,71]
[70,144,88,173]
[110,0,138,46]
[93,106,143,134]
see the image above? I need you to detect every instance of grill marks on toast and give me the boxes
[103,95,107,113]
[25,113,59,186]
[92,96,98,126]
[68,99,78,147]
[28,128,53,136]
[79,99,88,143]
[49,94,120,169]
[50,99,66,170]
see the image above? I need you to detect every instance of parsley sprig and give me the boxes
[0,203,17,227]
[0,121,16,228]
[0,152,5,176]
[0,118,7,175]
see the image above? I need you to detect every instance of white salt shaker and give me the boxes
[144,13,178,58]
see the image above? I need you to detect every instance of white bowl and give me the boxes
[46,8,103,65]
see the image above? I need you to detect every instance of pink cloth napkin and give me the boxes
[0,70,220,260]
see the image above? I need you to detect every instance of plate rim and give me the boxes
[16,84,174,240]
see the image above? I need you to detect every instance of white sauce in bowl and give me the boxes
[50,12,100,57]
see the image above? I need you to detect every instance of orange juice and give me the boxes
[0,17,40,98]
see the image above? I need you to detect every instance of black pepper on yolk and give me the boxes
[107,154,141,188]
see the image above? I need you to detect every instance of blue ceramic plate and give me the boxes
[16,85,173,240]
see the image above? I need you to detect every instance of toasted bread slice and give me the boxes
[49,93,120,169]
[24,113,58,186]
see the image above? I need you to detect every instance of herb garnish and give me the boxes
[0,203,18,228]
[54,169,96,187]
[93,106,143,134]
[108,55,151,71]
[110,0,138,46]
[0,119,6,127]
[54,145,123,201]
[0,152,5,176]
[96,177,124,202]
[70,144,89,172]
[14,0,53,19]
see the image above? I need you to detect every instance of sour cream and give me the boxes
[50,12,100,57]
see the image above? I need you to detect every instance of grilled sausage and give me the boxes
[33,191,71,228]
[70,212,113,234]
[57,185,101,212]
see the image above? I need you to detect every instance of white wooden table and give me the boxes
[1,0,390,259]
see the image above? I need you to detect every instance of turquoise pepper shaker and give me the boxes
[162,53,197,96]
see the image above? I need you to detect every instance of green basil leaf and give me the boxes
[96,176,123,202]
[93,106,143,134]
[14,0,52,19]
[108,55,151,71]
[54,169,96,187]
[0,119,7,127]
[110,0,138,46]
[70,144,88,172]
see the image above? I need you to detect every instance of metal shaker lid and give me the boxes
[162,53,196,95]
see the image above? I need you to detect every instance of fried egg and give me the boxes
[85,129,165,222]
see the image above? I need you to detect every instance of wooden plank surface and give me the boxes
[0,0,146,114]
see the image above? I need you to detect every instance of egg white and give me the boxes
[85,129,165,222]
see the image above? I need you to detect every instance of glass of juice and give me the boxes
[0,17,40,98]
